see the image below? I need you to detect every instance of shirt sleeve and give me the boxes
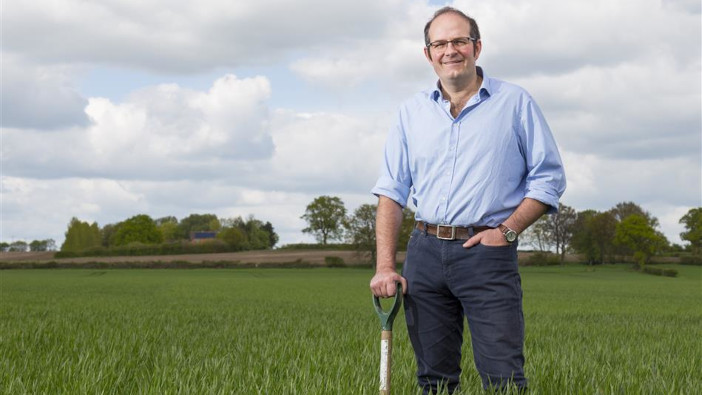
[371,110,413,207]
[519,96,567,213]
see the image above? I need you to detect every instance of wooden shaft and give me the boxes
[379,330,393,395]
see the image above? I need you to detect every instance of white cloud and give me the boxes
[468,0,700,77]
[3,0,404,72]
[289,1,434,94]
[2,74,275,180]
[1,55,89,129]
[519,58,701,160]
[267,109,388,193]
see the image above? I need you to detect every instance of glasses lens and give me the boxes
[431,41,447,51]
[452,38,469,47]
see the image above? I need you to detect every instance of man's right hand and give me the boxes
[370,269,408,298]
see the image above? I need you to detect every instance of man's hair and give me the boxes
[423,6,481,46]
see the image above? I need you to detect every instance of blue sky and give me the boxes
[2,0,701,248]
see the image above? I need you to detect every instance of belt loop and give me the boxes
[468,226,475,237]
[422,222,428,236]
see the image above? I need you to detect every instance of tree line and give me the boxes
[521,202,701,266]
[1,239,57,252]
[49,213,278,257]
[300,196,702,265]
[4,197,700,266]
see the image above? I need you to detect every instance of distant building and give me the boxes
[190,231,218,243]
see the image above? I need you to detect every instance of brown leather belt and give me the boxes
[416,222,493,240]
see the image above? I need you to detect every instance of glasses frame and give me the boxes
[426,37,477,52]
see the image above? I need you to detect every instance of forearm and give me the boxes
[503,197,549,234]
[375,195,404,272]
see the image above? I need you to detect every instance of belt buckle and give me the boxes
[436,224,456,240]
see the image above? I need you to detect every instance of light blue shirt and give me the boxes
[372,67,566,227]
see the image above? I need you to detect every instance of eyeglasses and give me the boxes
[426,37,476,52]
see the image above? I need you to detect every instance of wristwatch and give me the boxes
[498,224,518,244]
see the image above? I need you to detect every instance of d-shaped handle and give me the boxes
[373,283,403,331]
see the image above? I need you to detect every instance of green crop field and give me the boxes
[1,265,700,394]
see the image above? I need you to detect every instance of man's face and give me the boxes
[424,12,482,85]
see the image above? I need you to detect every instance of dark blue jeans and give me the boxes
[402,228,527,393]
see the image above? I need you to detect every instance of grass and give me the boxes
[0,265,700,394]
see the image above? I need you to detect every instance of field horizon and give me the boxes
[0,248,684,268]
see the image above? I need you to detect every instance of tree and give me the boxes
[345,204,377,262]
[29,240,44,252]
[178,214,220,239]
[61,217,101,253]
[111,214,163,246]
[29,239,55,252]
[241,216,273,250]
[679,207,702,255]
[665,243,688,254]
[520,203,576,263]
[521,216,550,252]
[0,242,9,252]
[301,196,347,245]
[154,217,181,243]
[100,223,119,247]
[571,210,617,264]
[8,241,28,252]
[609,201,660,258]
[614,214,668,267]
[261,221,279,249]
[217,227,248,250]
[611,201,659,228]
[545,203,577,263]
[219,215,278,250]
[155,216,178,226]
[589,211,618,264]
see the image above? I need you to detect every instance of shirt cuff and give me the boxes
[371,177,411,208]
[525,189,560,214]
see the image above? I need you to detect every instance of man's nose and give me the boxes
[444,42,459,55]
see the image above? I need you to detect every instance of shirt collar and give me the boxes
[431,66,492,102]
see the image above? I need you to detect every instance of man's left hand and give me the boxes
[463,228,509,248]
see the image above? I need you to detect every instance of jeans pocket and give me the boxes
[475,242,518,269]
[478,242,512,249]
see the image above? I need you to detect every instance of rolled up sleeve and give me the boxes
[520,97,567,213]
[371,114,413,208]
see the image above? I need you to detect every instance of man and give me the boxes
[369,6,566,394]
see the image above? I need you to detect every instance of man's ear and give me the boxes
[424,46,433,62]
[473,39,482,60]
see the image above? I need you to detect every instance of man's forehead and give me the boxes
[428,13,471,39]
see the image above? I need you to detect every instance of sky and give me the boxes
[1,0,701,248]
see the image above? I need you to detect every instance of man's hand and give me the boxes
[370,269,408,298]
[463,198,549,249]
[462,228,509,248]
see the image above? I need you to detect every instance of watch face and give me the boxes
[505,230,517,243]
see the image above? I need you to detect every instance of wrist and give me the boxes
[498,224,518,243]
[375,262,397,273]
